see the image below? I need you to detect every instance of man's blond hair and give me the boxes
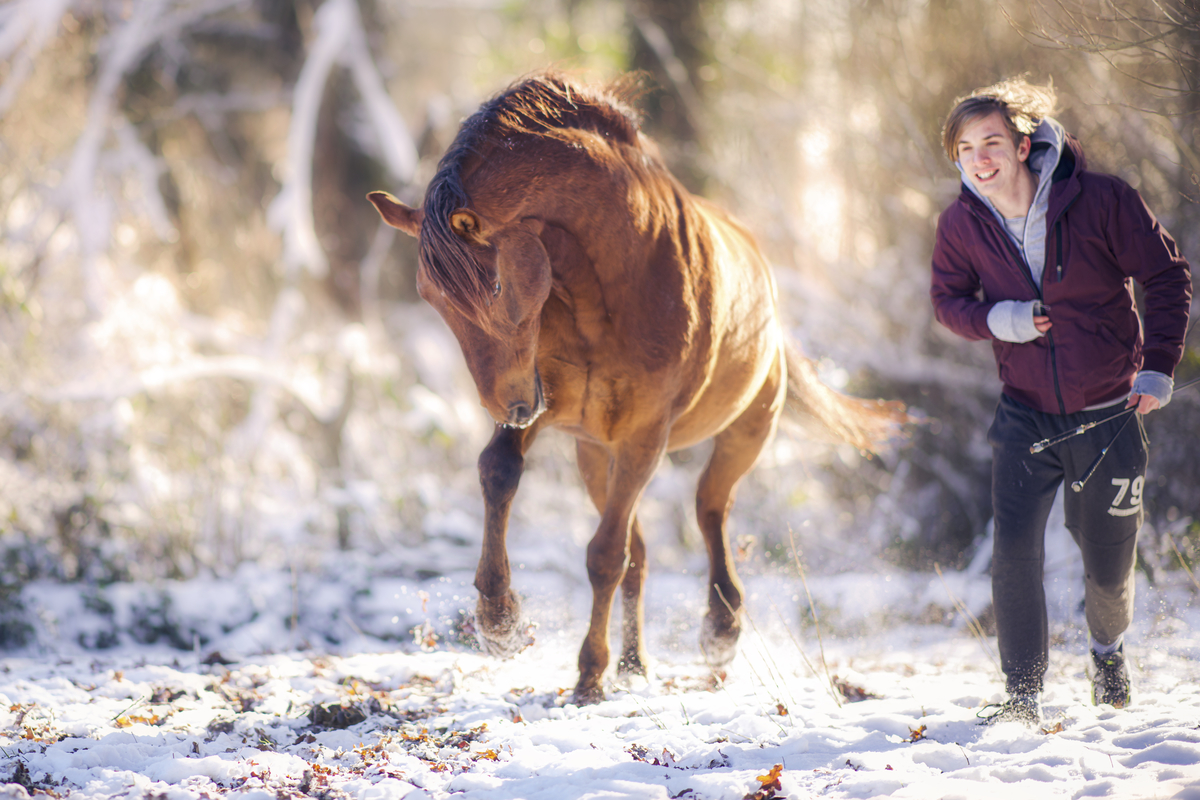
[942,78,1057,162]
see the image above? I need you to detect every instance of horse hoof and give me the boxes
[475,590,533,658]
[699,613,741,668]
[616,650,649,679]
[571,682,605,706]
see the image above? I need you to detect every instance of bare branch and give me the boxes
[1010,0,1200,110]
[60,0,246,315]
[0,0,75,115]
[268,0,418,280]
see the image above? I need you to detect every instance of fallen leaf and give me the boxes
[756,764,783,785]
[115,713,160,728]
[833,676,878,703]
[743,763,784,799]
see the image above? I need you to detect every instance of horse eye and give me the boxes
[492,279,502,297]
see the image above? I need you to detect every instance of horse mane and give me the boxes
[419,71,646,326]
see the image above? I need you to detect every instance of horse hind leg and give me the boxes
[576,440,650,680]
[474,424,538,657]
[618,520,649,678]
[696,363,785,669]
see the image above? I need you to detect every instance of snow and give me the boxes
[3,543,1200,799]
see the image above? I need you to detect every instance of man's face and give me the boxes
[955,110,1032,208]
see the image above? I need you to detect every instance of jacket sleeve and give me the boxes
[930,209,996,342]
[1106,181,1193,376]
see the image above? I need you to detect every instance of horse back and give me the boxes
[660,194,783,447]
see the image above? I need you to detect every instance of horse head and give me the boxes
[368,73,648,429]
[368,190,551,428]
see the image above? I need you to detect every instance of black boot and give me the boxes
[1090,643,1131,708]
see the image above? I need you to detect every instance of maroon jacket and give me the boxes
[931,135,1192,415]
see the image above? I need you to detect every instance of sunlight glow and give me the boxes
[797,127,832,169]
[800,183,844,264]
[796,126,845,264]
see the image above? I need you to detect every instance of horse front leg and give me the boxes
[574,434,665,705]
[474,423,538,657]
[697,358,784,669]
[576,440,649,680]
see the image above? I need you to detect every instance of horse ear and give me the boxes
[450,209,482,240]
[367,191,423,237]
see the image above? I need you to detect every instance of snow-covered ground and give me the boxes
[3,271,1197,799]
[3,503,1199,800]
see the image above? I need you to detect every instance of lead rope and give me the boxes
[1025,375,1200,492]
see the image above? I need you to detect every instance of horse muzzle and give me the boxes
[503,371,546,429]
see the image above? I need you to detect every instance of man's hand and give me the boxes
[1128,371,1173,414]
[1126,393,1161,415]
[988,302,1051,342]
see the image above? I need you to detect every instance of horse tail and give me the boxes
[783,340,909,454]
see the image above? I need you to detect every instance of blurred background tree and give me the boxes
[0,0,1196,636]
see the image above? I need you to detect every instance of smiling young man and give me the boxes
[930,79,1192,725]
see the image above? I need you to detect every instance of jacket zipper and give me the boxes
[984,205,1070,415]
[1047,220,1065,414]
[1043,189,1077,414]
[1055,221,1063,283]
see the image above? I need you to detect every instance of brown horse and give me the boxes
[369,72,903,704]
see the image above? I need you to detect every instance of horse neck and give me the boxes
[467,138,702,320]
[532,153,695,286]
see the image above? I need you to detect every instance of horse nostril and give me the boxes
[508,401,533,424]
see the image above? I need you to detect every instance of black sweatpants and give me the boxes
[988,394,1148,696]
